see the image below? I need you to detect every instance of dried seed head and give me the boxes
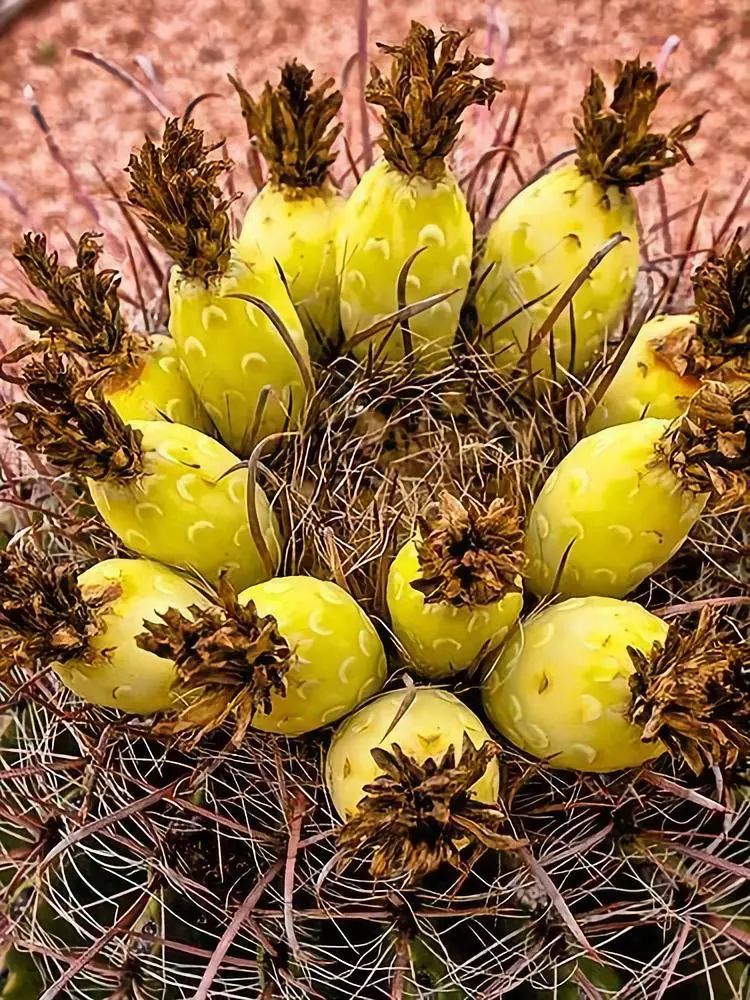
[574,57,703,188]
[628,607,749,774]
[0,232,133,368]
[137,576,293,747]
[230,61,343,189]
[0,537,114,675]
[367,21,504,180]
[3,352,143,481]
[126,118,235,284]
[658,380,749,510]
[413,491,526,606]
[337,736,518,881]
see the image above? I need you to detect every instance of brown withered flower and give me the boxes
[337,735,519,881]
[413,491,526,606]
[628,607,749,775]
[137,576,293,747]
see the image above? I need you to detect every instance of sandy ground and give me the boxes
[0,0,748,295]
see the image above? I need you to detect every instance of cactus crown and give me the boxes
[230,61,343,189]
[3,352,143,481]
[0,538,114,675]
[0,232,132,367]
[137,576,292,747]
[126,118,235,284]
[366,21,504,180]
[659,381,749,509]
[337,734,516,881]
[413,491,526,607]
[628,608,749,775]
[574,57,703,188]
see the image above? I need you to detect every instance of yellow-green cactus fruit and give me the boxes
[588,236,750,433]
[326,688,516,880]
[231,62,345,361]
[1,231,211,433]
[387,492,524,679]
[4,354,281,590]
[126,117,312,457]
[137,575,387,744]
[0,543,208,715]
[337,22,504,368]
[477,58,701,381]
[525,380,749,599]
[482,600,749,774]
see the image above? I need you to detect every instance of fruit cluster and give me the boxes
[0,20,748,901]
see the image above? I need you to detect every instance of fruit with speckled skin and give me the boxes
[337,159,472,367]
[482,597,668,771]
[240,184,344,360]
[169,252,312,457]
[586,314,700,434]
[237,576,387,736]
[102,334,213,433]
[525,417,706,598]
[477,164,639,380]
[88,421,281,589]
[53,559,210,714]
[325,688,499,821]
[386,540,523,679]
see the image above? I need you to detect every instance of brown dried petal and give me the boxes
[413,491,525,606]
[366,21,504,178]
[574,57,702,188]
[628,607,750,774]
[690,234,750,372]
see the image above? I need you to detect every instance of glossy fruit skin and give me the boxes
[169,253,312,457]
[53,558,209,714]
[326,688,499,821]
[88,421,281,589]
[239,183,344,361]
[482,596,668,771]
[586,314,701,434]
[525,418,707,598]
[102,334,213,434]
[337,158,472,367]
[477,164,639,380]
[238,576,387,736]
[386,540,523,680]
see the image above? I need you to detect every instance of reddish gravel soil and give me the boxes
[0,0,748,302]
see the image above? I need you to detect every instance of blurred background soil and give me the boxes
[0,0,748,294]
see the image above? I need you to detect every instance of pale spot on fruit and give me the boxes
[593,567,618,586]
[363,237,390,260]
[338,656,357,684]
[569,742,597,765]
[125,528,150,550]
[244,304,260,326]
[204,401,223,423]
[241,352,267,374]
[201,305,228,329]
[434,689,457,704]
[358,628,374,657]
[221,560,241,575]
[523,723,550,751]
[590,436,611,458]
[158,355,178,374]
[152,573,180,597]
[309,608,334,637]
[431,637,462,652]
[452,255,470,278]
[260,578,294,595]
[609,524,633,544]
[561,516,585,539]
[187,521,213,544]
[183,336,207,358]
[560,598,587,612]
[406,274,421,291]
[357,674,381,700]
[392,578,405,602]
[630,561,655,582]
[579,694,603,722]
[350,720,370,735]
[508,695,523,723]
[232,525,249,547]
[135,501,163,522]
[176,473,199,503]
[228,478,246,505]
[319,585,347,606]
[321,703,349,724]
[567,467,590,494]
[418,224,446,247]
[417,731,442,750]
[541,468,560,495]
[346,269,366,290]
[294,679,320,702]
[529,622,555,648]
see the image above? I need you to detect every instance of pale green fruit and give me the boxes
[586,314,701,434]
[0,948,45,999]
[53,558,209,714]
[482,596,668,771]
[477,163,639,380]
[525,418,706,598]
[88,420,281,589]
[239,183,344,360]
[337,158,472,367]
[103,334,213,433]
[169,252,312,456]
[238,576,387,736]
[326,688,499,821]
[386,539,523,680]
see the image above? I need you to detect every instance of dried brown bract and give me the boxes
[126,118,235,284]
[338,735,517,881]
[230,61,342,189]
[691,234,750,371]
[574,57,703,188]
[658,380,749,510]
[628,608,749,775]
[366,21,504,179]
[137,576,292,747]
[413,491,525,606]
